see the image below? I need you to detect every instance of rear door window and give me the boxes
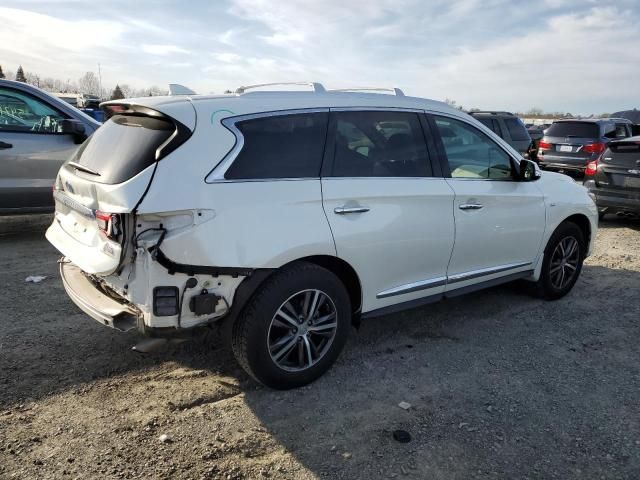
[71,114,175,184]
[225,112,329,179]
[327,111,431,177]
[503,117,530,141]
[545,122,599,138]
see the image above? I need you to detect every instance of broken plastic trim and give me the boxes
[152,247,253,278]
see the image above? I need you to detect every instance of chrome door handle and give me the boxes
[459,203,483,210]
[334,206,370,214]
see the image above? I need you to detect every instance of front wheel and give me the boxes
[535,222,585,300]
[231,262,351,389]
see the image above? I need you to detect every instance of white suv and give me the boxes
[46,83,598,389]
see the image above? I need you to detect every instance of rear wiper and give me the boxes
[68,161,101,176]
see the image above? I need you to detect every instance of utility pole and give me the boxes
[98,63,103,99]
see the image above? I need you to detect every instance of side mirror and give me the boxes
[519,159,541,181]
[58,119,86,144]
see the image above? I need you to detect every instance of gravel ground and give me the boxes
[1,214,639,480]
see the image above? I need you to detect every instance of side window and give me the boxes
[433,116,514,180]
[0,87,66,133]
[603,124,617,139]
[503,117,530,141]
[329,111,431,177]
[476,117,502,137]
[225,112,329,180]
[614,123,629,138]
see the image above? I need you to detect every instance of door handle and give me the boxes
[0,141,13,149]
[334,206,370,214]
[459,203,483,210]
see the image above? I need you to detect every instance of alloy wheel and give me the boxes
[549,236,580,290]
[267,289,338,372]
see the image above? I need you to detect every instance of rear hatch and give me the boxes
[46,103,193,275]
[595,139,640,192]
[540,121,603,164]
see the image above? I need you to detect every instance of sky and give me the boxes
[0,0,639,114]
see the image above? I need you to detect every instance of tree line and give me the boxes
[0,63,167,100]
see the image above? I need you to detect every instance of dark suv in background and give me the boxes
[584,136,640,220]
[469,111,533,158]
[538,118,633,175]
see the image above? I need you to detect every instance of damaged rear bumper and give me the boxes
[59,260,140,332]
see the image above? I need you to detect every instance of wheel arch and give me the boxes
[558,213,591,249]
[224,255,363,331]
[293,255,363,317]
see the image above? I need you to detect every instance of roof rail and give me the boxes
[329,87,405,97]
[235,82,326,94]
[469,110,514,116]
[168,83,196,95]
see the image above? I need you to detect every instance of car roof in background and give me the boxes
[554,118,631,124]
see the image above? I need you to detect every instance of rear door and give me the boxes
[595,140,640,193]
[428,114,546,291]
[0,85,77,212]
[321,109,455,313]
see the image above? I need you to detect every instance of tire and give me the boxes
[231,262,351,389]
[535,221,585,300]
[598,209,607,221]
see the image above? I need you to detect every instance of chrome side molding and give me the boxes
[376,261,532,299]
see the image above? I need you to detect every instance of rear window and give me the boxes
[545,122,599,138]
[225,112,328,179]
[72,114,174,184]
[503,117,530,141]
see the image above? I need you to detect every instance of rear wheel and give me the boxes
[231,262,351,389]
[535,222,585,300]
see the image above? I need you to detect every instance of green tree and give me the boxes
[111,84,125,100]
[0,65,5,79]
[15,65,26,82]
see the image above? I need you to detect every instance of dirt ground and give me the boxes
[1,214,639,480]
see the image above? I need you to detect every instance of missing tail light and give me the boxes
[96,211,121,238]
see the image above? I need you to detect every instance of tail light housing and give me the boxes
[538,141,551,151]
[96,211,121,238]
[583,142,606,154]
[585,159,598,176]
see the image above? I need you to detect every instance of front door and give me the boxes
[321,110,455,314]
[429,114,546,291]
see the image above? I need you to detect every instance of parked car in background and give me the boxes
[46,83,597,389]
[526,125,546,162]
[538,118,633,175]
[469,111,534,159]
[53,92,105,123]
[583,136,640,220]
[0,79,100,214]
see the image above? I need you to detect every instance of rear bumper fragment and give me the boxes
[60,260,139,332]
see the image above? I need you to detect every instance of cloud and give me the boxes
[0,1,638,112]
[141,44,192,56]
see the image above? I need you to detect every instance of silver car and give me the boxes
[0,79,100,214]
